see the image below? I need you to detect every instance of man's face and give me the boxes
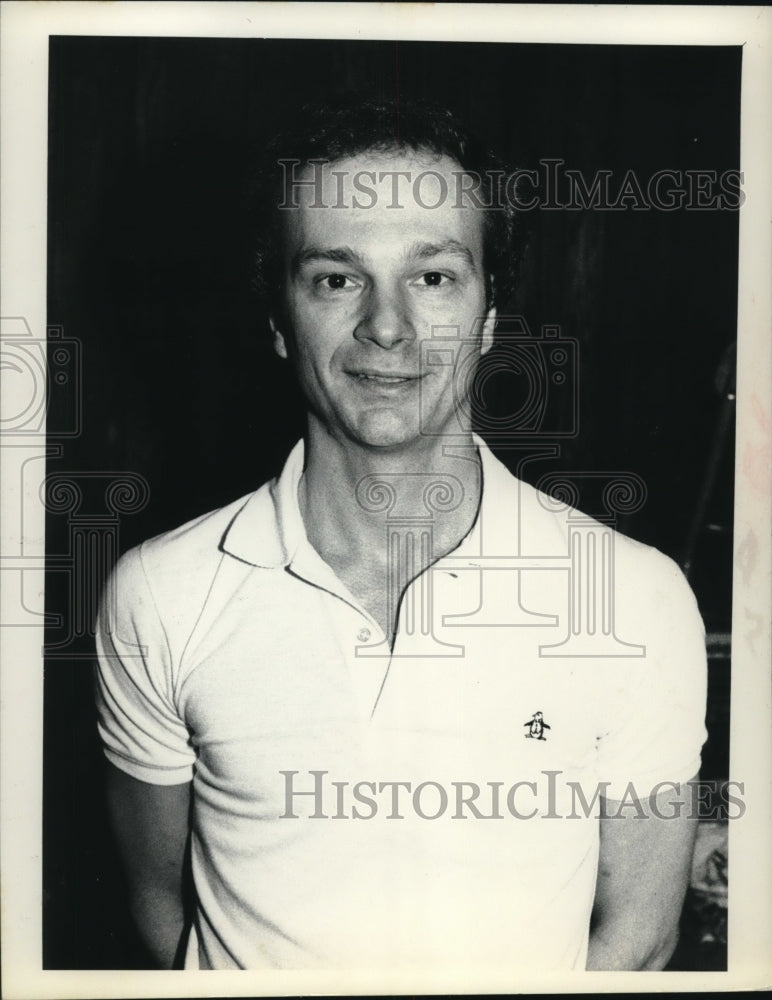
[271,148,496,451]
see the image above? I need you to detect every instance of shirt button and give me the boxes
[357,627,371,642]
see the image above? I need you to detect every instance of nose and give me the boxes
[354,284,416,349]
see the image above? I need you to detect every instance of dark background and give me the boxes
[44,37,738,969]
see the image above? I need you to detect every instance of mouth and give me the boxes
[346,370,422,385]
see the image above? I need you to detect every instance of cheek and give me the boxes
[459,289,490,335]
[413,294,489,347]
[288,303,339,361]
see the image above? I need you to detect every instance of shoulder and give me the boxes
[138,489,259,580]
[482,447,700,619]
[102,484,269,635]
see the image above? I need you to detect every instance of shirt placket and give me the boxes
[286,544,392,719]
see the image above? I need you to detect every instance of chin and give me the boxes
[347,414,421,451]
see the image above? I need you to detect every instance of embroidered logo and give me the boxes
[524,711,551,741]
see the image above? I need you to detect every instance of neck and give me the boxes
[298,423,482,565]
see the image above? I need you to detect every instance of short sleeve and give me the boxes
[595,549,708,800]
[94,545,195,784]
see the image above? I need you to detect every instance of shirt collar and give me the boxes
[442,435,520,565]
[220,439,305,568]
[220,435,521,569]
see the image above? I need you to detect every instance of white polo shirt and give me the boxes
[95,438,707,972]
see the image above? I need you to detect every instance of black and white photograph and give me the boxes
[1,3,770,996]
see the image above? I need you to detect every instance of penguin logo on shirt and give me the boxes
[524,711,550,740]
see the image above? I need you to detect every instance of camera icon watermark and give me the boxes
[0,317,81,437]
[0,317,148,650]
[419,315,579,443]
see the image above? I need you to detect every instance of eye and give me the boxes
[418,271,451,287]
[317,273,358,291]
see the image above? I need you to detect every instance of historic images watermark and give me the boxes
[278,769,746,821]
[0,316,149,655]
[279,159,745,212]
[350,315,650,659]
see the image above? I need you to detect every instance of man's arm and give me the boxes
[586,778,698,970]
[105,762,192,969]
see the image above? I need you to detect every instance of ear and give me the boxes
[269,315,288,360]
[480,305,496,357]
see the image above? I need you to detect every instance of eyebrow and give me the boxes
[292,239,478,275]
[292,245,365,272]
[409,240,478,272]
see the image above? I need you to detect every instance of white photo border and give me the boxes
[1,2,770,996]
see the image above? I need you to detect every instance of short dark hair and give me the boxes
[248,96,519,311]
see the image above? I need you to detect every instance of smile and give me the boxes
[348,371,421,385]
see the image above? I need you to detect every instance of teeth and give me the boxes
[358,374,409,382]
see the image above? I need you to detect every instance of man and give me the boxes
[95,97,707,972]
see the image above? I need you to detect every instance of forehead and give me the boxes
[280,149,486,260]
